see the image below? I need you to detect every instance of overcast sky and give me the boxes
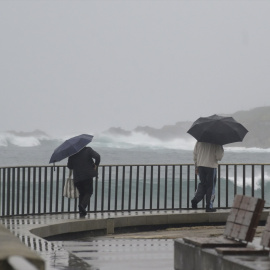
[1,1,270,137]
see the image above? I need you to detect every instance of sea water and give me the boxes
[1,131,270,166]
[1,131,270,208]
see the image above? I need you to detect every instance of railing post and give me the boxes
[187,165,190,209]
[49,167,53,213]
[252,165,255,197]
[38,167,42,214]
[135,166,139,211]
[1,169,6,216]
[108,166,112,211]
[157,165,160,210]
[150,165,153,210]
[218,165,221,208]
[94,172,98,212]
[121,166,126,211]
[43,167,47,213]
[142,166,146,210]
[128,165,132,211]
[179,165,182,209]
[16,168,20,216]
[114,166,119,211]
[27,167,31,215]
[243,165,246,195]
[101,166,105,212]
[164,165,168,209]
[22,167,25,215]
[61,167,65,213]
[261,165,265,201]
[226,165,229,208]
[234,165,237,197]
[55,167,60,213]
[172,165,175,209]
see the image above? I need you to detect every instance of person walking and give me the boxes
[67,146,100,218]
[191,141,224,212]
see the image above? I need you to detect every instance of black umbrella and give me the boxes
[49,134,93,163]
[187,114,248,145]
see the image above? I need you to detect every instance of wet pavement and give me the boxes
[55,238,174,270]
[0,210,268,270]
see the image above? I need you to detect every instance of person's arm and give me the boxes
[193,142,199,174]
[216,145,224,161]
[89,148,101,166]
[193,142,198,167]
[67,157,73,169]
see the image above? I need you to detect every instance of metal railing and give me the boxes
[1,164,269,217]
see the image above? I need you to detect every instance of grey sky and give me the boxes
[1,1,270,137]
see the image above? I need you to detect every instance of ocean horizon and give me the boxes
[1,130,270,167]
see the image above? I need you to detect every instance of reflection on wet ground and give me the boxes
[1,212,178,270]
[53,238,174,270]
[1,215,92,270]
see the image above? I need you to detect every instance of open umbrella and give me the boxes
[187,114,248,145]
[49,134,93,163]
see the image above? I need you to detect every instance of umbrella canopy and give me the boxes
[187,114,248,145]
[49,134,93,163]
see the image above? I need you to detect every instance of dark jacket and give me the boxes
[67,147,100,183]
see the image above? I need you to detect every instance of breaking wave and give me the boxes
[1,130,270,153]
[94,132,196,150]
[0,132,49,147]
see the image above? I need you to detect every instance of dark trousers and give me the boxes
[193,166,217,208]
[74,179,93,211]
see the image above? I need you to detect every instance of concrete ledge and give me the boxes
[0,224,45,270]
[29,210,269,239]
[29,210,231,239]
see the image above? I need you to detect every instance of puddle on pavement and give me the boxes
[51,237,174,270]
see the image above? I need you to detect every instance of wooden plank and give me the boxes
[233,195,243,208]
[235,209,246,224]
[224,222,234,238]
[246,197,259,211]
[239,196,250,210]
[231,224,241,239]
[241,211,254,226]
[227,208,238,223]
[183,237,246,248]
[260,231,270,248]
[237,225,249,241]
[216,247,269,256]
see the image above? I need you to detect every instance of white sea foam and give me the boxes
[0,132,49,147]
[225,146,270,153]
[225,171,270,190]
[1,129,270,153]
[94,132,196,150]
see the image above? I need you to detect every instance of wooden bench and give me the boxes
[216,210,270,256]
[183,195,265,248]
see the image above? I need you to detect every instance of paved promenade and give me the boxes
[0,209,269,270]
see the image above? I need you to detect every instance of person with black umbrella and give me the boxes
[187,115,248,212]
[49,134,101,218]
[67,146,100,218]
[191,141,224,212]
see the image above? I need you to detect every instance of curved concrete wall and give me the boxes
[30,211,232,238]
